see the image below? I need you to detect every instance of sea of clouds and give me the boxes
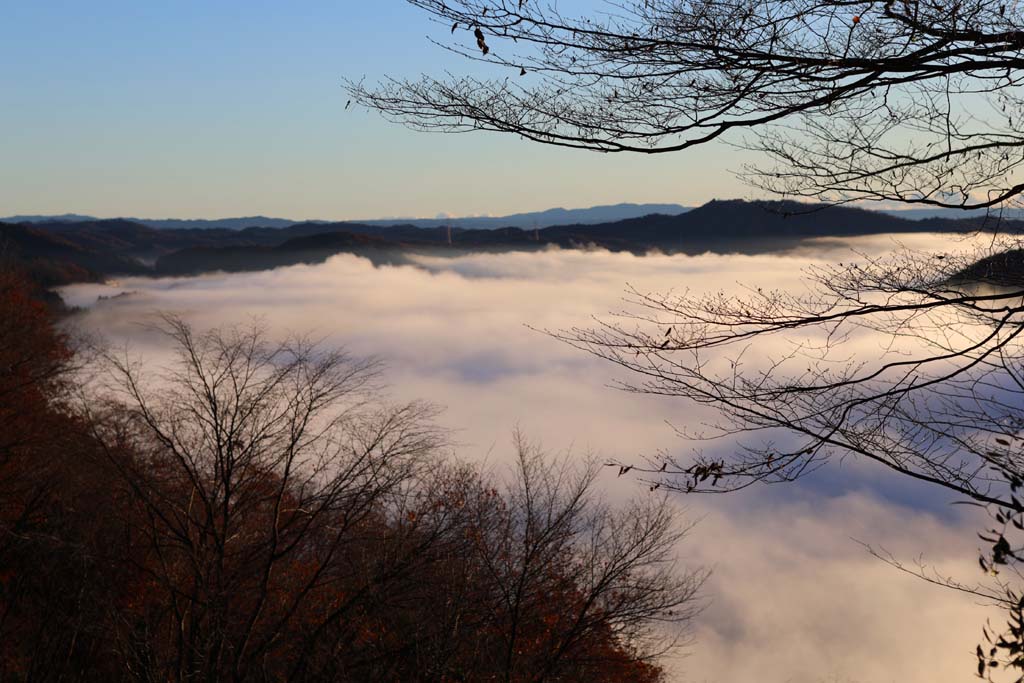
[61,234,997,682]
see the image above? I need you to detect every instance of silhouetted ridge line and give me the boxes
[11,200,1024,282]
[3,203,691,231]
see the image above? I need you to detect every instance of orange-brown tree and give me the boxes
[0,271,135,680]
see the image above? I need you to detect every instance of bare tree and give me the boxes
[550,235,1024,679]
[464,431,706,682]
[343,1,1024,676]
[350,0,1024,210]
[336,432,708,682]
[70,317,705,682]
[85,316,447,681]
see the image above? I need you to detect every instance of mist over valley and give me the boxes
[57,231,1002,683]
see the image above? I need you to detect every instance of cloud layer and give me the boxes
[63,236,997,682]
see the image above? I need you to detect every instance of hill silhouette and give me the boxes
[155,231,410,275]
[952,249,1024,287]
[8,199,1023,282]
[4,203,690,231]
[0,222,148,286]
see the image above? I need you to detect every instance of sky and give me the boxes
[0,1,751,221]
[62,234,1000,682]
[7,3,1018,679]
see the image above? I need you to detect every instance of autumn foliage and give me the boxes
[0,277,703,682]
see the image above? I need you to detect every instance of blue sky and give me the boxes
[0,1,748,219]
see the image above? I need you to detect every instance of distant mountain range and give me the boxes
[3,203,691,231]
[4,199,1022,289]
[358,203,692,230]
[9,202,1024,231]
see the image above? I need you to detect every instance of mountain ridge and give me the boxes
[6,199,1022,286]
[10,201,1023,231]
[3,203,690,231]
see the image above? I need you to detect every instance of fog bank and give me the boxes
[63,235,995,682]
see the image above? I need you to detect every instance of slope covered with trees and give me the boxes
[0,274,704,681]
